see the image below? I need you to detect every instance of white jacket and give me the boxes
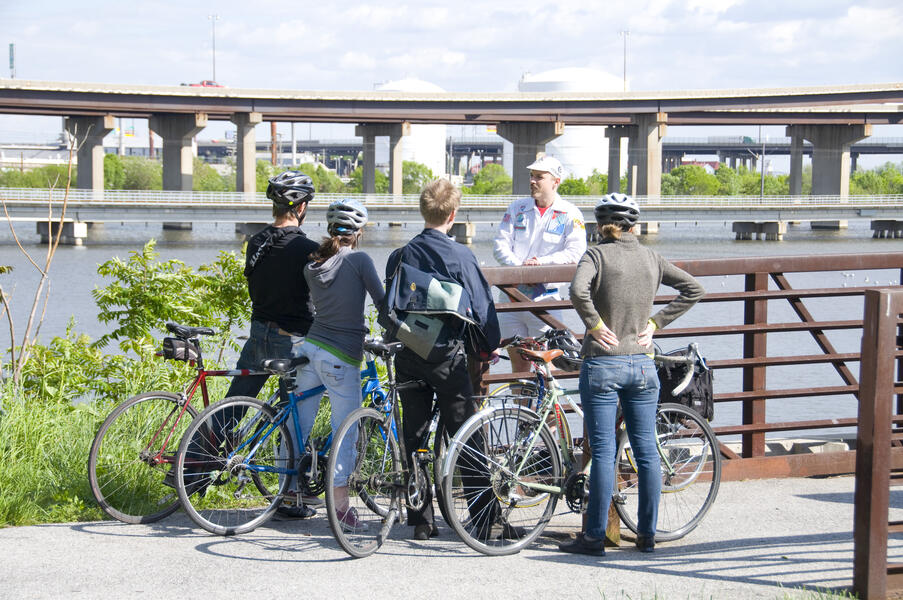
[493,194,587,297]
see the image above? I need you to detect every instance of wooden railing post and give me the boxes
[853,289,902,599]
[742,272,768,458]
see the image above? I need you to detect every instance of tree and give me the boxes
[103,154,125,190]
[557,176,589,195]
[192,157,232,192]
[346,166,388,193]
[464,163,512,195]
[585,170,608,195]
[665,165,719,195]
[715,165,741,195]
[402,161,435,194]
[121,156,162,190]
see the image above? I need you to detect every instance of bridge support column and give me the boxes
[732,221,786,241]
[497,121,564,196]
[787,129,804,196]
[787,124,871,196]
[871,220,903,239]
[811,220,848,230]
[231,112,262,195]
[449,222,475,244]
[355,122,410,195]
[626,113,667,197]
[64,115,114,195]
[36,220,88,246]
[150,113,208,231]
[605,126,629,193]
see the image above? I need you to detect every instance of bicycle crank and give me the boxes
[564,472,589,513]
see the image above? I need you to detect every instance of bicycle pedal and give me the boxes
[612,492,626,505]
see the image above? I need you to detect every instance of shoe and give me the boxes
[337,507,368,532]
[558,533,606,557]
[302,495,324,507]
[470,520,526,542]
[413,523,439,540]
[636,534,655,553]
[275,504,317,519]
[501,522,527,540]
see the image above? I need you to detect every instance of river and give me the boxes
[2,217,902,435]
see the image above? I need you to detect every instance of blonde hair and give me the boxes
[599,223,624,240]
[419,179,460,226]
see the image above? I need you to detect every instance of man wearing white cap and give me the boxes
[492,155,586,373]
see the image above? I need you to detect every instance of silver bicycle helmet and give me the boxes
[266,171,315,207]
[594,193,640,230]
[326,198,369,235]
[547,329,583,372]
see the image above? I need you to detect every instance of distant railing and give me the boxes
[2,187,903,210]
[853,288,903,600]
[482,253,903,481]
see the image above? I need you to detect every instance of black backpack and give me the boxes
[656,348,714,421]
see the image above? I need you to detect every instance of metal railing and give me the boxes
[482,253,903,481]
[853,288,903,600]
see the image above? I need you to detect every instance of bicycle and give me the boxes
[87,322,267,524]
[324,338,457,558]
[439,334,721,555]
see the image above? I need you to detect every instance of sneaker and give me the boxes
[413,523,439,540]
[275,504,317,519]
[501,522,527,540]
[558,533,605,556]
[336,506,368,532]
[636,534,655,553]
[471,520,527,541]
[302,494,324,507]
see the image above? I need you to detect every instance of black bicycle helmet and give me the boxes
[326,198,368,235]
[594,193,640,230]
[266,170,315,207]
[547,329,583,372]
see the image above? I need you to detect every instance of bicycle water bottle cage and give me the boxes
[261,356,310,376]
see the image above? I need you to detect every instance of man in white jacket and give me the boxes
[493,155,586,372]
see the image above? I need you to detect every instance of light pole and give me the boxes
[619,29,629,92]
[208,14,219,82]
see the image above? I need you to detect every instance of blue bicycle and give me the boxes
[173,351,388,536]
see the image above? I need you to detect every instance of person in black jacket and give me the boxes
[383,179,511,541]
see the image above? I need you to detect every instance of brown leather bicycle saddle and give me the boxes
[517,348,564,364]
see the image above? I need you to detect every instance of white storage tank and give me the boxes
[374,78,448,178]
[517,67,624,180]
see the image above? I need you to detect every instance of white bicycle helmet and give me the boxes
[326,199,368,235]
[266,171,315,207]
[594,193,640,230]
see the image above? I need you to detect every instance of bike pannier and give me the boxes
[656,349,714,421]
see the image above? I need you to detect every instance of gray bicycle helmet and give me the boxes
[594,193,640,230]
[547,329,583,372]
[266,170,315,207]
[326,198,368,235]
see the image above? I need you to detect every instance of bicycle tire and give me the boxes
[614,402,721,542]
[88,391,197,524]
[432,417,451,527]
[176,396,293,536]
[441,406,561,556]
[326,407,402,558]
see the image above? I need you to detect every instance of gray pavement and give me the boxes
[3,475,902,600]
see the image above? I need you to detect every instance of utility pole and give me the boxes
[208,14,219,81]
[8,43,15,79]
[619,30,629,92]
[759,125,766,198]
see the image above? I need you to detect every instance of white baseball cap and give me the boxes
[526,155,565,179]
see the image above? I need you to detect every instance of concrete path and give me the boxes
[2,475,902,599]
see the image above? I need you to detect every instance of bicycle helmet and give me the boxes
[326,198,369,235]
[594,193,640,230]
[266,170,315,207]
[547,329,583,372]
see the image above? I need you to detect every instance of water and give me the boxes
[3,218,902,436]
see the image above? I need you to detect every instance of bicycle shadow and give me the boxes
[525,530,889,595]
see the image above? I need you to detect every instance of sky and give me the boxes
[0,0,901,164]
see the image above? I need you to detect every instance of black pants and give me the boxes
[396,348,491,528]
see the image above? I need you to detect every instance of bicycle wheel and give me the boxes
[441,406,561,556]
[88,391,197,524]
[432,417,452,527]
[614,402,722,541]
[176,396,293,536]
[326,407,402,558]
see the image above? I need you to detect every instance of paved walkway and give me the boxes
[2,475,902,599]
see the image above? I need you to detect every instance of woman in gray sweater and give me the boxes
[559,193,704,556]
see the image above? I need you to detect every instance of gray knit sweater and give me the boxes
[569,233,704,357]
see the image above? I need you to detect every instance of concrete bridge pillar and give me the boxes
[787,124,871,196]
[64,115,114,194]
[605,126,629,193]
[787,130,804,196]
[149,113,208,191]
[231,112,262,195]
[36,220,88,246]
[355,122,410,195]
[497,121,565,196]
[626,113,667,197]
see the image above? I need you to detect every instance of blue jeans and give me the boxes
[225,320,305,399]
[580,354,661,540]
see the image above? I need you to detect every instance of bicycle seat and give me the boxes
[166,322,216,338]
[517,348,564,364]
[363,338,405,357]
[260,356,310,375]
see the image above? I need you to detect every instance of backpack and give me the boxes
[656,348,715,421]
